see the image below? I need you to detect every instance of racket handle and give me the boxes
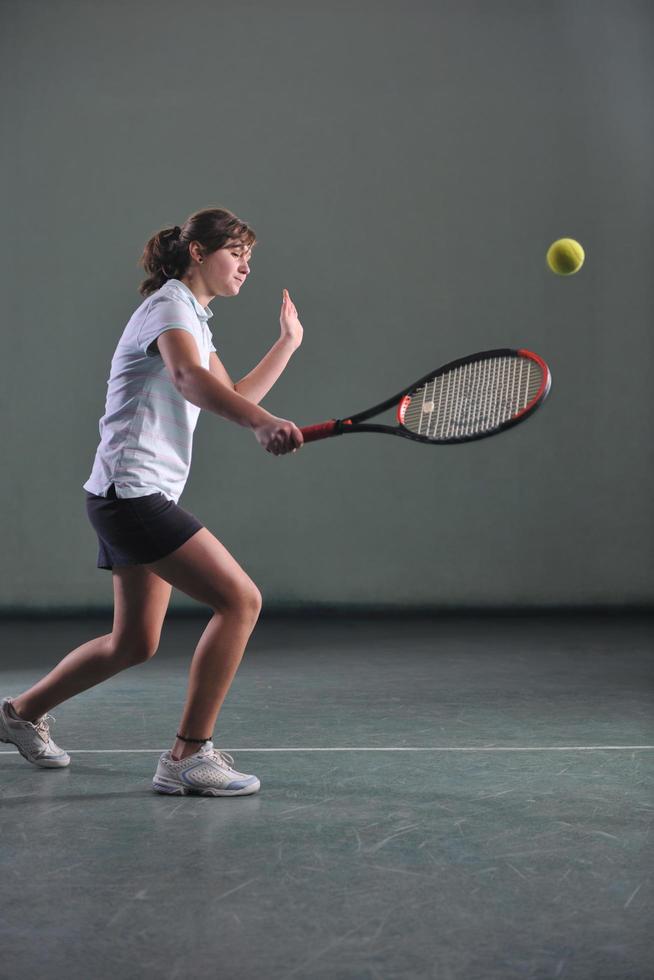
[300,420,351,442]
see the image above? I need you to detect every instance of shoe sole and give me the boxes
[0,734,70,768]
[152,776,260,796]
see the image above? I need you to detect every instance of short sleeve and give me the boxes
[137,295,200,358]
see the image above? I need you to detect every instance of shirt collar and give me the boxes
[165,279,213,320]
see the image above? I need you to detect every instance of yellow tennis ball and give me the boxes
[546,238,585,275]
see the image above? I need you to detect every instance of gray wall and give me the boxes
[1,0,652,612]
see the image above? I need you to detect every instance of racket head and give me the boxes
[395,348,551,444]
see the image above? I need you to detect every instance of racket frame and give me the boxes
[301,348,551,445]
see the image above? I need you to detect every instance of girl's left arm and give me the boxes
[235,289,304,404]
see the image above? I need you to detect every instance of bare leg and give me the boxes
[141,527,264,762]
[171,603,260,760]
[12,565,173,723]
[11,634,130,722]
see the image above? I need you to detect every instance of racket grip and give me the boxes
[300,420,346,442]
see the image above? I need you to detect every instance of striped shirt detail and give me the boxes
[83,279,216,503]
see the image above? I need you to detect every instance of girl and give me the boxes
[0,206,304,796]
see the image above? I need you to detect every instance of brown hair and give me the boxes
[137,206,257,298]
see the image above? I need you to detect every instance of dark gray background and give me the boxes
[1,0,652,612]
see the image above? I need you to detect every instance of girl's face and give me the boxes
[201,240,252,298]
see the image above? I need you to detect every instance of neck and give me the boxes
[178,275,214,309]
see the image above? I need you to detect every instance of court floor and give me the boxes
[1,611,652,979]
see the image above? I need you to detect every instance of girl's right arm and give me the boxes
[178,365,303,455]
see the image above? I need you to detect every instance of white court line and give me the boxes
[2,745,654,754]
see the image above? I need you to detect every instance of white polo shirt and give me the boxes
[83,278,217,503]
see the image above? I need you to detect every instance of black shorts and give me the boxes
[84,483,204,571]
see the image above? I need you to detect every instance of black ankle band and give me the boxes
[176,732,210,743]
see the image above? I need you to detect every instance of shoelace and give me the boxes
[33,713,55,743]
[205,747,235,769]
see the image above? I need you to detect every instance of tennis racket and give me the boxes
[300,348,551,445]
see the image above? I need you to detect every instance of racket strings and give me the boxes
[402,356,544,440]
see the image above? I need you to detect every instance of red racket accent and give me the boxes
[397,395,412,425]
[513,349,550,419]
[300,420,352,442]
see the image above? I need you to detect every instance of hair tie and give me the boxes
[172,225,181,238]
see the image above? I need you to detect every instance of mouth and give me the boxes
[234,277,244,284]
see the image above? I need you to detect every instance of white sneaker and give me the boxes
[152,740,260,796]
[0,697,71,768]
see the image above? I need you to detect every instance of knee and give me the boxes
[133,642,160,664]
[222,581,263,624]
[109,634,160,665]
[239,583,263,624]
